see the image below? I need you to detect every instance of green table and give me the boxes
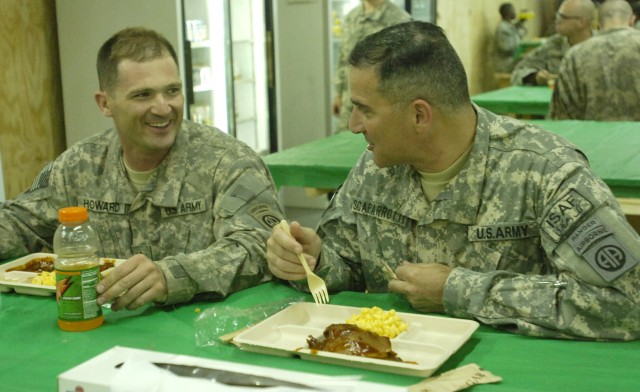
[0,281,638,391]
[471,86,552,116]
[263,121,640,198]
[531,120,640,198]
[514,40,543,60]
[263,131,368,190]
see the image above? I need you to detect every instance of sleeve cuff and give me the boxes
[442,267,475,318]
[156,258,196,305]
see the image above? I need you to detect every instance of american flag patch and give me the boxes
[29,162,53,192]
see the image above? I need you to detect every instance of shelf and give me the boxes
[190,40,211,49]
[234,78,256,85]
[232,39,254,45]
[236,116,256,124]
[193,85,213,93]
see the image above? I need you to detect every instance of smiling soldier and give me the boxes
[0,27,284,312]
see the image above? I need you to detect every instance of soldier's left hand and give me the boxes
[388,261,453,313]
[96,254,168,311]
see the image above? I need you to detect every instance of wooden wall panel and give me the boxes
[0,0,65,199]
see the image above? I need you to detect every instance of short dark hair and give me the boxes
[97,27,179,92]
[348,21,470,110]
[499,3,515,18]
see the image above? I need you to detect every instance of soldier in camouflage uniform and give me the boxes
[492,3,527,73]
[267,22,640,340]
[0,27,284,311]
[550,0,640,120]
[332,0,410,133]
[511,0,595,86]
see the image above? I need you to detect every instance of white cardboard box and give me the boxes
[58,346,407,392]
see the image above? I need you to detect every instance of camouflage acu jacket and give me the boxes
[510,33,571,85]
[311,107,640,340]
[550,27,640,120]
[493,20,526,73]
[0,120,284,304]
[333,1,411,131]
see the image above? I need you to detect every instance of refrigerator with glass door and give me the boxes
[183,0,272,154]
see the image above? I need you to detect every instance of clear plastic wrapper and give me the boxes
[194,296,305,347]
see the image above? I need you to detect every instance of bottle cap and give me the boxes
[58,206,88,223]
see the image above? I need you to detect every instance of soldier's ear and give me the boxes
[412,99,433,128]
[95,91,113,118]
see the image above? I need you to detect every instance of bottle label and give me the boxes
[56,266,102,322]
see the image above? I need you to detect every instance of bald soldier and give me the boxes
[267,22,640,341]
[0,27,284,311]
[511,0,596,86]
[550,0,640,120]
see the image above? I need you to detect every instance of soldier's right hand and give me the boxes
[266,220,322,280]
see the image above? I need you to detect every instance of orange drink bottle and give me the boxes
[53,207,104,331]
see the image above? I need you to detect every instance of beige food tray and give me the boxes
[0,252,122,297]
[233,302,479,377]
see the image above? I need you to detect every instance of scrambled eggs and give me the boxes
[32,271,56,286]
[346,306,408,339]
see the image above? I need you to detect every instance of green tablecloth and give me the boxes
[264,131,368,190]
[531,120,640,198]
[0,281,638,391]
[514,40,543,60]
[263,121,640,198]
[471,86,552,116]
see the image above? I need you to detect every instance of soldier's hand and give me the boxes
[535,69,553,86]
[96,254,168,311]
[266,220,322,281]
[388,261,452,313]
[332,96,342,116]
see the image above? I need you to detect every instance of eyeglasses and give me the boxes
[555,11,582,20]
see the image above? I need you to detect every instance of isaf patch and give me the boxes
[542,189,593,242]
[248,203,281,229]
[582,235,639,282]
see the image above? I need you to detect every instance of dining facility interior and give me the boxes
[1,0,640,391]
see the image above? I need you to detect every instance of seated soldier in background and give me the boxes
[493,3,528,73]
[550,0,640,120]
[511,0,595,86]
[632,0,640,28]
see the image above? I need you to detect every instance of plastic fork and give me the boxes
[279,220,329,304]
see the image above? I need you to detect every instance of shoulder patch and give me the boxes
[542,189,593,242]
[582,235,639,283]
[29,162,53,192]
[566,215,612,255]
[248,203,281,229]
[222,175,267,214]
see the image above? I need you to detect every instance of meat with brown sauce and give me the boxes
[307,323,401,361]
